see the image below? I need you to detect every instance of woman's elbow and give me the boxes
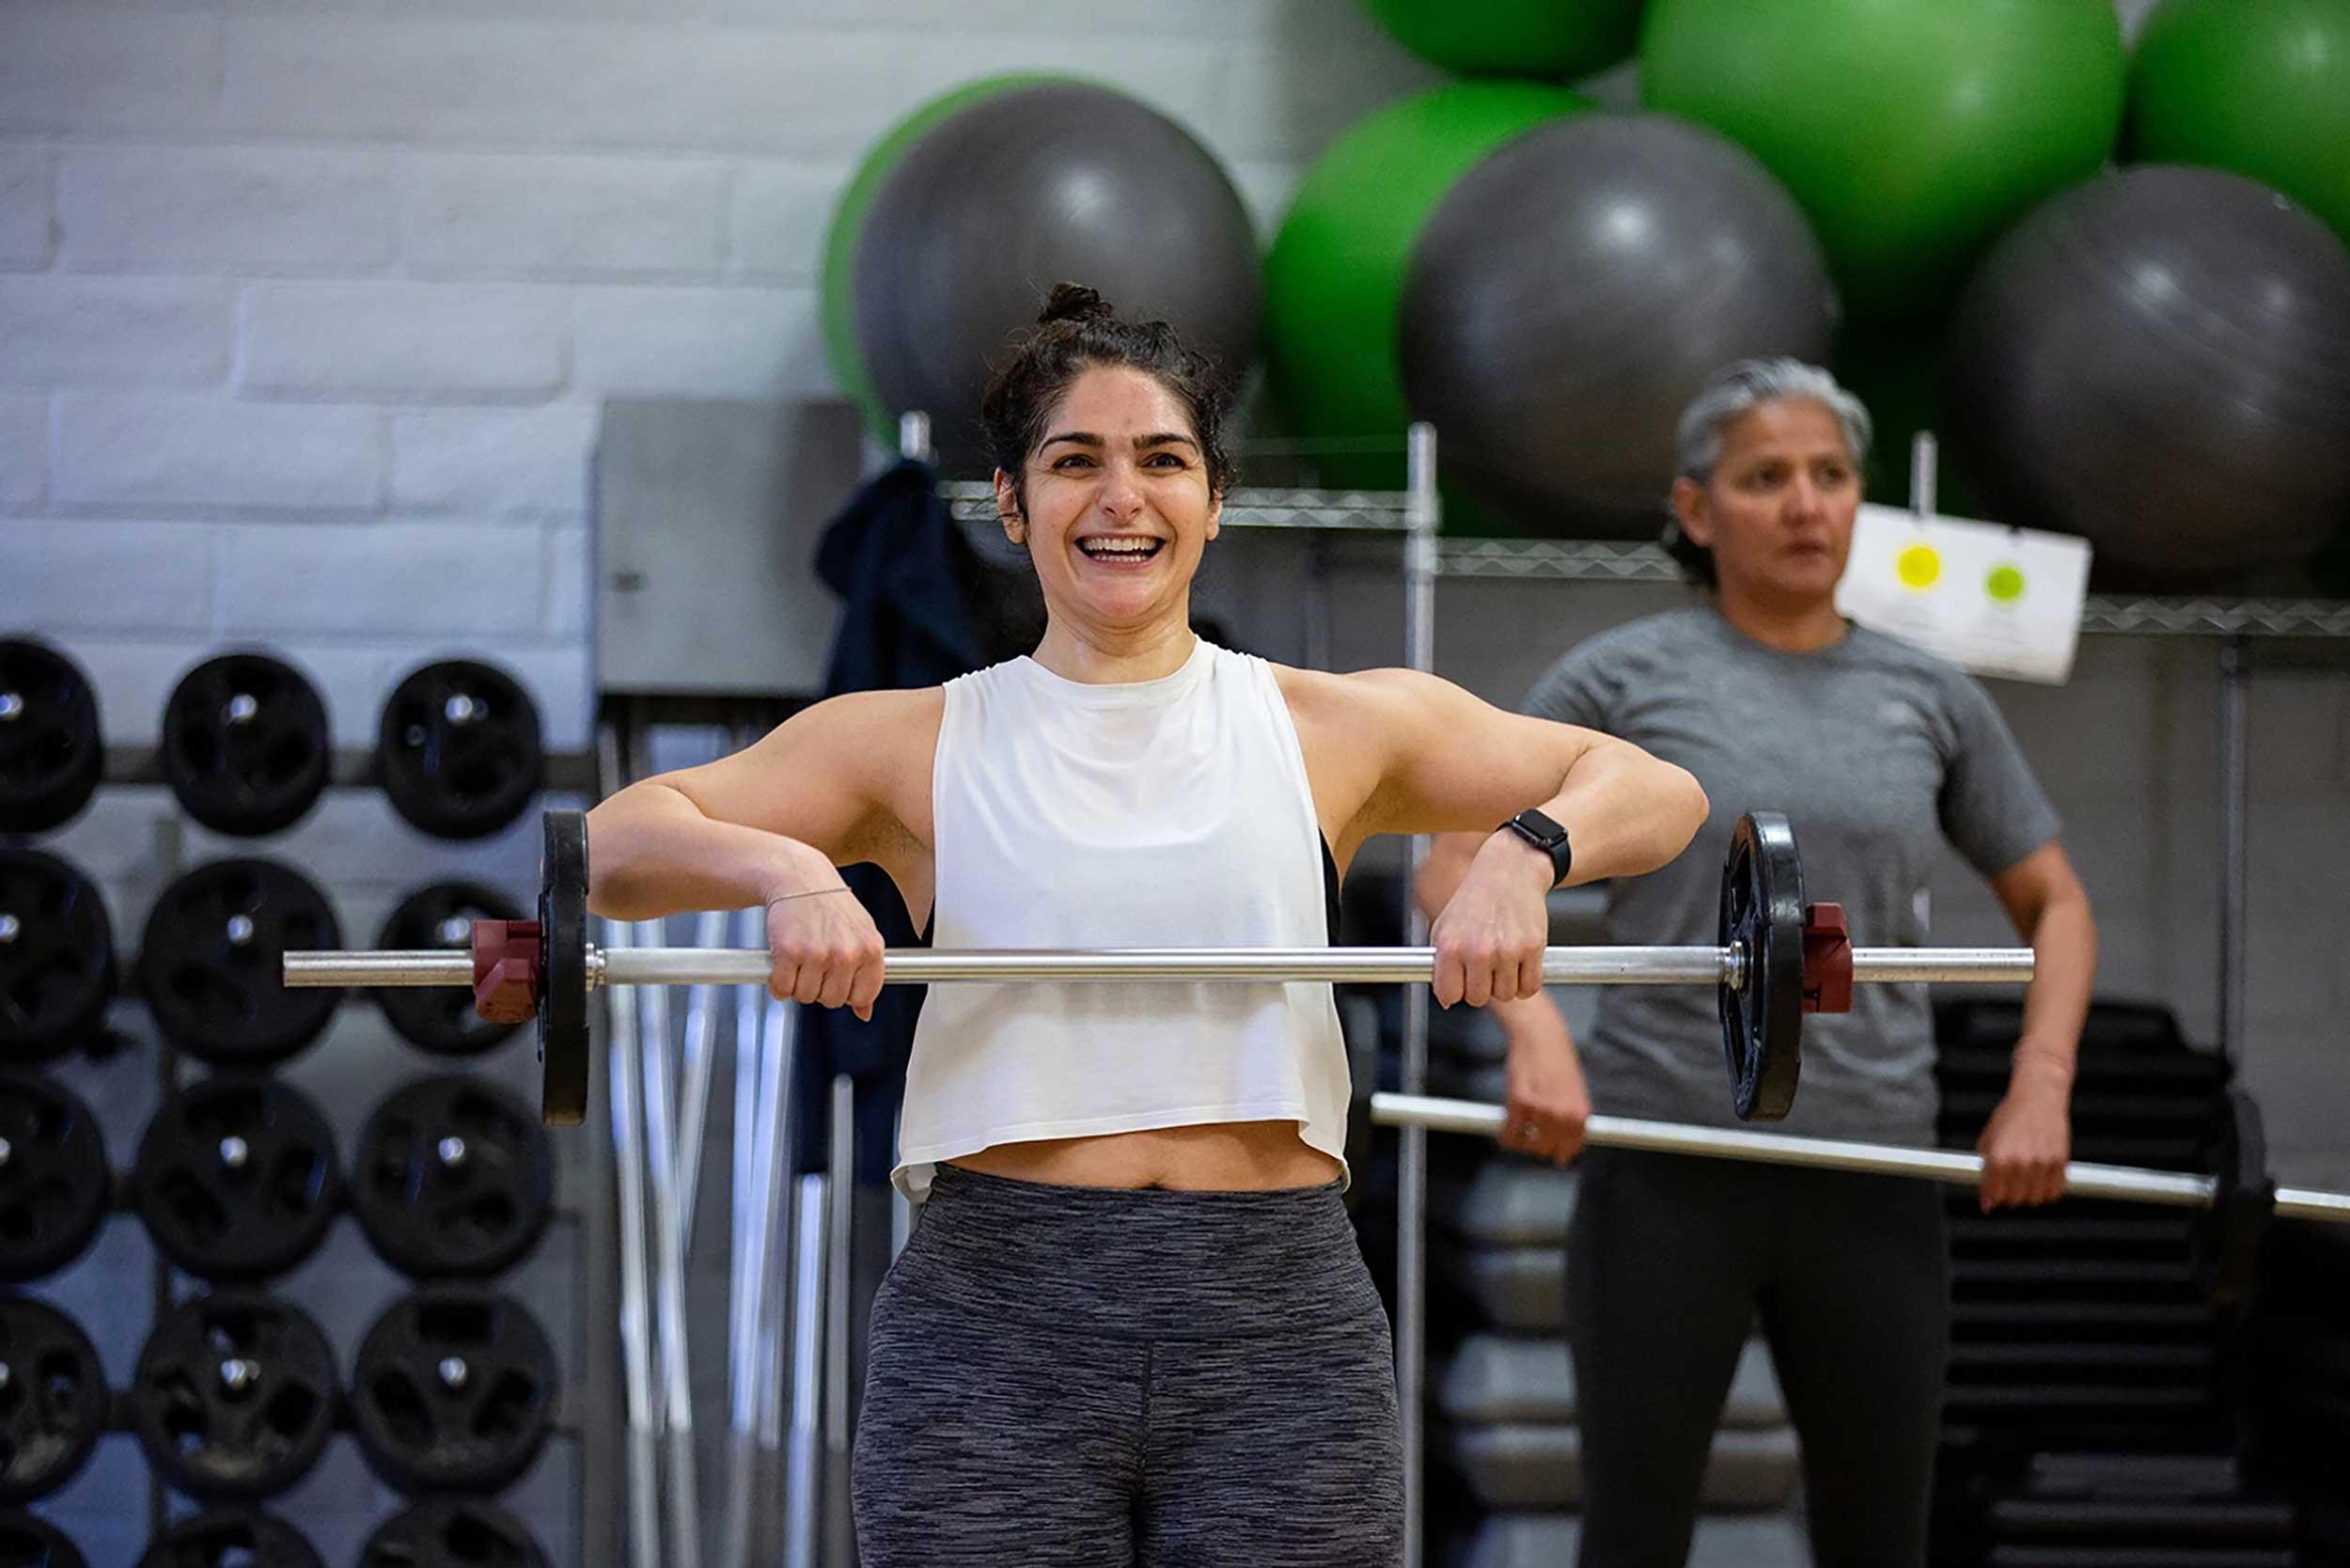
[581,781,688,919]
[1662,762,1709,857]
[1673,766,1711,851]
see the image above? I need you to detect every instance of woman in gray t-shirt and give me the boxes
[1421,359,2100,1567]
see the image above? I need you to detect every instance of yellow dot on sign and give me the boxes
[1986,564,2027,603]
[1896,544,1941,591]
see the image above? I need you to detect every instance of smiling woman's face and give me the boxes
[998,363,1222,640]
[1672,396,1861,610]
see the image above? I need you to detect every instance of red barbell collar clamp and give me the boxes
[473,919,543,1025]
[1800,902,1854,1014]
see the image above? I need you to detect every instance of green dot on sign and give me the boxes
[1986,564,2027,603]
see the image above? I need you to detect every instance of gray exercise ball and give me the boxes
[1949,165,2350,581]
[851,84,1261,472]
[1397,113,1837,536]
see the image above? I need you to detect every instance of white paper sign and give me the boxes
[1836,504,2092,684]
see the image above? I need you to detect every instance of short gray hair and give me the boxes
[1662,359,1872,588]
[1674,358,1871,484]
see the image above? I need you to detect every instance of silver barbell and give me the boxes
[284,942,2036,992]
[1370,1091,2350,1226]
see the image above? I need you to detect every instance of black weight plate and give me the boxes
[132,1292,337,1502]
[539,811,587,1127]
[352,1076,550,1279]
[0,848,116,1062]
[0,1295,107,1503]
[377,662,544,841]
[135,1077,342,1283]
[350,1287,556,1494]
[138,859,342,1066]
[160,654,331,839]
[374,883,525,1057]
[1717,811,1804,1122]
[2194,1088,2276,1309]
[0,640,103,837]
[0,1075,111,1284]
[359,1499,550,1568]
[138,1508,322,1568]
[0,1511,87,1567]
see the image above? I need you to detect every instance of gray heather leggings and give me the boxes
[1566,1148,1951,1568]
[852,1165,1404,1567]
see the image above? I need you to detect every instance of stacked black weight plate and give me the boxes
[2242,1211,2350,1550]
[0,1295,108,1504]
[376,660,545,841]
[0,1074,112,1282]
[134,1076,342,1282]
[137,1508,323,1568]
[137,860,342,1065]
[352,1076,552,1279]
[0,1511,87,1566]
[0,638,103,835]
[1929,998,2298,1566]
[0,847,116,1063]
[350,1287,557,1494]
[132,1292,339,1502]
[1935,1000,2231,1457]
[359,1498,551,1568]
[159,653,332,838]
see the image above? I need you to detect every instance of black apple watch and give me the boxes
[1498,808,1574,887]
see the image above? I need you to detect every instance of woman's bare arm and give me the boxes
[584,686,941,921]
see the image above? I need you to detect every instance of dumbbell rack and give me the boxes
[0,658,598,1564]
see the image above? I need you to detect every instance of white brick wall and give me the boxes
[0,149,52,270]
[572,282,826,398]
[404,155,729,277]
[0,391,43,505]
[214,519,547,637]
[0,520,214,635]
[390,403,598,517]
[0,9,224,135]
[241,280,571,400]
[59,148,398,273]
[728,162,846,283]
[0,277,231,387]
[55,393,380,510]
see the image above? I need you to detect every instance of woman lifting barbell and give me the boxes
[579,284,1709,1566]
[1419,358,2101,1568]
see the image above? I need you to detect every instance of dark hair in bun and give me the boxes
[981,283,1235,510]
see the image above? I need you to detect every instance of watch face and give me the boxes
[1516,809,1565,848]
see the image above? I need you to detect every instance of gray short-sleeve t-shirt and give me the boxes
[1525,606,2060,1145]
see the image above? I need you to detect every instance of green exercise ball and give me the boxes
[1262,83,1589,486]
[1359,0,1644,79]
[1641,0,2126,316]
[1830,314,1985,520]
[2129,0,2350,247]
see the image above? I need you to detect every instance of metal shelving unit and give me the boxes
[1437,536,2350,640]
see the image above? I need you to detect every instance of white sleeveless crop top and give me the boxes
[894,639,1352,1200]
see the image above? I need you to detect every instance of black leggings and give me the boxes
[1565,1149,1950,1568]
[852,1166,1404,1567]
